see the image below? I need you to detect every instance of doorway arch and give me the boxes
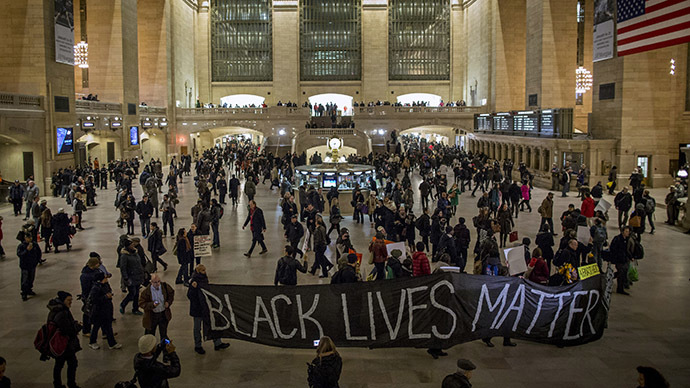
[308,93,353,116]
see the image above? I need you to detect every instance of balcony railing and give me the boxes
[0,92,44,111]
[176,106,310,119]
[139,105,167,115]
[354,105,483,115]
[75,100,122,113]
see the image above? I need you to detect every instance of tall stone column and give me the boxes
[273,0,299,105]
[362,0,388,103]
[492,0,526,111]
[524,0,577,109]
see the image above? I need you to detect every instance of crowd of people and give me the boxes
[1,131,681,388]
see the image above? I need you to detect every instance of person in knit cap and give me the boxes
[442,359,476,388]
[47,291,82,388]
[133,334,180,387]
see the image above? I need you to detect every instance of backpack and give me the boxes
[217,205,224,219]
[277,257,292,285]
[34,321,68,359]
[644,198,655,214]
[559,172,568,185]
[82,289,96,318]
[592,226,607,244]
[632,239,645,260]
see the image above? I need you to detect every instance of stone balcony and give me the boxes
[176,106,310,121]
[0,92,44,114]
[75,99,122,114]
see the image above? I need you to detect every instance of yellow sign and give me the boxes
[578,263,600,280]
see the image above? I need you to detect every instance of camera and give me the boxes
[313,339,320,347]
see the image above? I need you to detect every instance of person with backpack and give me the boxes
[46,291,82,388]
[78,257,101,336]
[159,194,174,237]
[590,217,608,271]
[412,242,431,277]
[274,245,308,286]
[86,272,122,350]
[187,265,230,354]
[307,336,342,388]
[415,207,431,252]
[119,243,146,316]
[210,199,223,249]
[642,190,656,234]
[331,253,359,284]
[537,192,555,235]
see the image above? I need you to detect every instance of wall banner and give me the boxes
[54,0,75,65]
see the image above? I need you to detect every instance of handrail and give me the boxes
[0,92,44,110]
[139,106,167,115]
[355,105,483,115]
[75,100,122,113]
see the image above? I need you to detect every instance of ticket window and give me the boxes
[637,156,649,186]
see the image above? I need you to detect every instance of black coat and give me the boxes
[17,241,42,270]
[244,207,266,240]
[609,234,630,264]
[274,255,307,286]
[331,265,358,284]
[187,271,210,318]
[285,221,305,243]
[88,281,114,323]
[51,212,71,246]
[309,353,342,388]
[47,298,81,354]
[148,228,165,256]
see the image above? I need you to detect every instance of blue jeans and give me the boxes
[140,217,151,236]
[193,317,222,348]
[120,284,140,312]
[212,222,220,246]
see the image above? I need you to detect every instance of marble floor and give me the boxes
[0,171,689,388]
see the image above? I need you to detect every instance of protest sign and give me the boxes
[503,246,527,276]
[194,235,212,257]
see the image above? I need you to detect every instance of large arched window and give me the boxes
[300,0,361,81]
[211,0,273,81]
[389,0,450,80]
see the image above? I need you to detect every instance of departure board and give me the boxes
[493,115,513,131]
[475,115,492,130]
[514,114,539,131]
[540,112,554,132]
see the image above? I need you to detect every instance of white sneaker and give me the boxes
[109,343,123,350]
[88,343,100,350]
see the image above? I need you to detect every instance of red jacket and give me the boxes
[412,251,431,276]
[369,239,388,263]
[581,197,595,218]
[528,257,550,284]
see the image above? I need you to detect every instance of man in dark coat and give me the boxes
[17,233,41,301]
[609,226,632,295]
[453,217,471,271]
[135,195,154,237]
[437,226,457,265]
[119,244,146,315]
[86,273,121,349]
[274,245,308,285]
[187,265,229,354]
[243,200,267,258]
[331,253,359,284]
[217,177,227,204]
[51,208,72,253]
[134,334,180,387]
[285,215,305,258]
[47,291,82,388]
[9,180,25,216]
[228,175,240,206]
[147,223,168,271]
[614,187,633,228]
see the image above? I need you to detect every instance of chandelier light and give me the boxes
[74,41,89,68]
[575,66,592,93]
[670,59,675,75]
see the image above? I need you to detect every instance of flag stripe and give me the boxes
[618,1,690,30]
[618,34,690,55]
[618,13,690,39]
[646,0,687,14]
[619,27,690,50]
[618,20,690,45]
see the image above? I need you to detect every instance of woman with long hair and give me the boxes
[175,228,193,285]
[327,198,342,238]
[307,336,342,388]
[497,203,513,248]
[40,208,53,253]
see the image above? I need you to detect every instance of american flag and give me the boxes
[617,0,690,56]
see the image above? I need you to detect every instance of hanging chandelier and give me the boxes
[74,41,89,68]
[575,66,592,93]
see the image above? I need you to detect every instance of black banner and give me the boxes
[202,273,607,349]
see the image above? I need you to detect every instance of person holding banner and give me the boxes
[306,336,342,388]
[187,265,230,354]
[243,200,267,258]
[442,359,475,388]
[274,246,308,286]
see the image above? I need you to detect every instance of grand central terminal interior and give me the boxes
[0,0,689,387]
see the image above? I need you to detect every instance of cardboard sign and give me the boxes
[194,235,212,257]
[386,242,407,261]
[577,226,591,245]
[503,246,527,276]
[595,198,611,214]
[578,263,601,280]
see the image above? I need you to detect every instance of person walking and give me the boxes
[284,214,305,258]
[78,257,101,337]
[609,226,633,295]
[23,180,39,220]
[442,359,475,388]
[307,336,342,388]
[368,231,388,281]
[40,207,53,253]
[147,222,168,271]
[136,195,154,238]
[217,176,227,205]
[243,200,267,258]
[642,190,656,234]
[664,186,679,225]
[118,243,145,315]
[244,177,256,202]
[538,192,555,235]
[581,192,595,226]
[17,232,41,301]
[274,245,309,285]
[51,208,72,253]
[229,175,240,206]
[86,273,122,350]
[607,166,618,194]
[160,195,174,237]
[497,203,514,248]
[9,180,24,216]
[310,215,331,278]
[327,198,342,239]
[139,274,174,339]
[174,228,193,286]
[614,187,633,228]
[71,193,86,231]
[47,291,82,388]
[187,265,229,354]
[210,199,223,248]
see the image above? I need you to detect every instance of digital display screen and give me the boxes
[493,115,513,131]
[323,178,337,188]
[56,127,73,154]
[514,115,539,131]
[540,113,554,132]
[129,126,139,145]
[475,115,492,130]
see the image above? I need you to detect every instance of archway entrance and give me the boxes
[308,93,353,116]
[219,94,265,108]
[396,93,442,107]
[399,125,457,146]
[305,145,358,164]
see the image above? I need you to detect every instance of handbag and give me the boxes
[628,262,639,282]
[114,371,138,388]
[509,231,518,242]
[361,205,369,214]
[629,215,641,228]
[144,259,156,274]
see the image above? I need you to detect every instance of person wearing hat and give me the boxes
[368,231,388,281]
[79,257,101,335]
[331,253,359,284]
[442,359,476,388]
[133,334,180,387]
[51,207,72,253]
[9,180,24,217]
[284,214,305,258]
[118,242,146,315]
[86,272,122,350]
[23,179,39,221]
[187,265,230,354]
[47,291,82,388]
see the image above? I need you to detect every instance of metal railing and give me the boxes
[0,92,43,110]
[354,105,483,115]
[139,105,167,115]
[176,106,310,117]
[75,100,122,113]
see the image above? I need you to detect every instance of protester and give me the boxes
[636,366,670,388]
[307,336,342,388]
[243,200,267,258]
[86,272,122,350]
[609,226,633,295]
[0,356,9,388]
[331,253,359,284]
[17,232,41,301]
[274,245,309,286]
[187,265,229,354]
[175,228,193,285]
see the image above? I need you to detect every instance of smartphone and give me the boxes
[313,340,320,347]
[164,339,170,345]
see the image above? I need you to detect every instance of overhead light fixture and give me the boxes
[74,41,89,68]
[670,59,676,75]
[278,129,286,135]
[575,66,593,93]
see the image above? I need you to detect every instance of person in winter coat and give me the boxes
[497,203,514,248]
[119,244,146,315]
[519,182,532,213]
[243,200,267,258]
[134,334,180,388]
[642,190,656,234]
[327,198,343,238]
[614,187,633,228]
[285,215,305,258]
[609,226,632,295]
[17,232,41,301]
[229,175,240,206]
[526,248,549,285]
[79,257,101,336]
[308,336,342,388]
[187,265,229,354]
[535,224,555,270]
[51,208,72,253]
[217,177,227,204]
[437,226,457,265]
[139,274,174,339]
[175,228,193,285]
[331,253,359,284]
[580,192,596,227]
[274,245,309,285]
[244,178,256,202]
[442,359,475,388]
[369,232,388,281]
[9,180,24,216]
[47,291,82,388]
[39,208,53,253]
[148,223,168,271]
[86,273,121,350]
[412,242,431,276]
[310,215,331,278]
[538,192,555,235]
